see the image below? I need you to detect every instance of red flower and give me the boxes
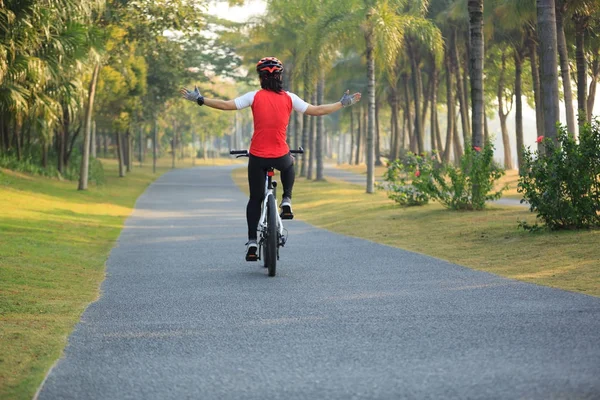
[415,170,421,177]
[536,136,544,143]
[473,146,482,152]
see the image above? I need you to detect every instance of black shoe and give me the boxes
[280,197,294,220]
[245,240,258,262]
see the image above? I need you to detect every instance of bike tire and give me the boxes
[265,195,278,277]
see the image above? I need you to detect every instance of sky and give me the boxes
[207,0,266,23]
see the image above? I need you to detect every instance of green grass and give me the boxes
[0,157,240,400]
[233,168,600,297]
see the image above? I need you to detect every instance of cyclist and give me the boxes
[181,56,361,261]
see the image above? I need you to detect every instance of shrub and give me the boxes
[379,153,433,206]
[382,142,506,210]
[0,154,57,177]
[517,120,600,230]
[0,152,105,185]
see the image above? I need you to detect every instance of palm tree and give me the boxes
[310,0,430,193]
[536,0,560,141]
[78,62,101,190]
[468,0,484,149]
[587,21,600,120]
[555,0,577,135]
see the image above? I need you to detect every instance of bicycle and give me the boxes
[230,148,304,277]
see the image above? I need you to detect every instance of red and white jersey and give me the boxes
[234,90,309,158]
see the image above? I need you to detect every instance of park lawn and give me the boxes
[232,168,599,297]
[0,157,239,400]
[335,163,388,181]
[336,163,524,200]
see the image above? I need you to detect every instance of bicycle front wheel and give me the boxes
[265,194,278,277]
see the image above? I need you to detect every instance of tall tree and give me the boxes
[555,0,577,135]
[310,0,408,193]
[468,0,484,149]
[536,0,561,141]
[78,63,101,190]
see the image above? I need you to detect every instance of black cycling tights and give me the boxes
[247,153,295,240]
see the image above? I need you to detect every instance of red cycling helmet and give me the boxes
[256,57,284,75]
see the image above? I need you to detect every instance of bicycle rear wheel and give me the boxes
[265,195,278,277]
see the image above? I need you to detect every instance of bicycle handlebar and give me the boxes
[229,147,304,157]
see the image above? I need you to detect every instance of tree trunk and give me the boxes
[409,43,424,154]
[453,108,463,163]
[527,28,545,144]
[285,64,294,147]
[78,62,100,190]
[66,124,80,167]
[420,71,432,148]
[201,131,207,161]
[42,142,48,168]
[25,118,31,150]
[536,0,561,141]
[362,104,368,164]
[375,97,382,166]
[91,120,96,158]
[402,74,414,153]
[453,28,470,144]
[12,117,21,160]
[316,73,325,180]
[588,49,600,122]
[125,131,131,172]
[389,87,399,161]
[389,95,396,161]
[514,50,525,171]
[349,107,354,164]
[401,109,407,151]
[139,125,144,165]
[555,5,576,135]
[103,131,108,158]
[484,111,489,144]
[365,33,376,193]
[355,106,362,165]
[153,117,157,173]
[116,131,125,177]
[468,0,484,149]
[444,50,455,163]
[435,106,443,156]
[293,78,301,152]
[307,90,317,180]
[59,105,68,173]
[498,52,513,169]
[574,14,588,129]
[430,66,439,157]
[171,135,176,169]
[300,77,310,176]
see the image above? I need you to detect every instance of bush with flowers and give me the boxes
[382,142,506,210]
[380,152,435,206]
[517,120,600,230]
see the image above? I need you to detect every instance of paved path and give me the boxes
[324,164,527,207]
[37,166,600,399]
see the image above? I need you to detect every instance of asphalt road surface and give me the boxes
[37,165,600,400]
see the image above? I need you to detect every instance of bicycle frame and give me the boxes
[258,172,284,239]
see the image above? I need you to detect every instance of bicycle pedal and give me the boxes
[280,212,294,220]
[245,246,258,262]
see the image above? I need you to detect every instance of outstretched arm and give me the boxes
[203,98,237,110]
[180,86,237,111]
[304,90,361,116]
